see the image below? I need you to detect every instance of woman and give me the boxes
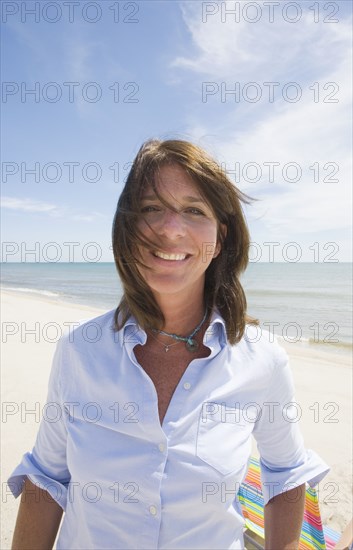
[8,139,329,549]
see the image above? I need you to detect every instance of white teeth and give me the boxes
[154,251,187,261]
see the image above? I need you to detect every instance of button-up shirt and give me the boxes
[8,308,330,549]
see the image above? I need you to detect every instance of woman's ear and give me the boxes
[213,223,227,258]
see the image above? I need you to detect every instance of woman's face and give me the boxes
[136,164,225,301]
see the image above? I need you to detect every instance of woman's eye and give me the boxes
[186,208,204,215]
[140,206,205,216]
[141,206,160,213]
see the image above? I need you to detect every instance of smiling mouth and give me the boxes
[152,251,190,261]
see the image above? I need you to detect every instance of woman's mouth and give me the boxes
[152,250,190,261]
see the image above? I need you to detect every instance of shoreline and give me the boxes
[0,287,107,315]
[1,289,352,548]
[1,287,351,360]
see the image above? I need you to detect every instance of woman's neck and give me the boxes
[151,294,207,336]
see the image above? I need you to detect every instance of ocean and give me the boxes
[1,262,352,356]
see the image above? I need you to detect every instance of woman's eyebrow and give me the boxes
[183,196,205,203]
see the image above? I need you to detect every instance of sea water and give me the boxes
[1,262,352,355]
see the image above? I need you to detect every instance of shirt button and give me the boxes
[158,443,165,452]
[183,382,191,390]
[149,505,157,516]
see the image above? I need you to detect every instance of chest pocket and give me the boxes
[196,403,254,476]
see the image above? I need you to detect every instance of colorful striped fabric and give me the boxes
[323,525,341,550]
[238,457,338,550]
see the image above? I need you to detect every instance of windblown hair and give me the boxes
[112,138,258,345]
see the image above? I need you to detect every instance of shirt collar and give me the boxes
[116,307,227,348]
[203,307,227,346]
[116,316,146,347]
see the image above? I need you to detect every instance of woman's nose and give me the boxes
[158,209,186,238]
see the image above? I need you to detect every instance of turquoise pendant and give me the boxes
[186,339,198,352]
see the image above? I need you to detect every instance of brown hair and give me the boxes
[112,138,258,345]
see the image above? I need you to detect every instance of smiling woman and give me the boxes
[8,139,330,550]
[136,165,223,312]
[112,139,258,344]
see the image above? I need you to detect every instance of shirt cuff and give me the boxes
[7,452,69,511]
[260,449,330,506]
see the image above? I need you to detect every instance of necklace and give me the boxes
[150,309,208,353]
[148,331,183,352]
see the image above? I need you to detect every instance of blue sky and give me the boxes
[1,0,352,262]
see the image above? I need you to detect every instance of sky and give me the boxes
[1,0,352,262]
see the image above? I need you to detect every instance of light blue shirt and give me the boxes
[8,308,329,549]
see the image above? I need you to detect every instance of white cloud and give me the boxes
[1,197,57,213]
[171,1,352,238]
[175,2,349,82]
[1,197,103,223]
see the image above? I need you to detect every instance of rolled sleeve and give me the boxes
[7,337,71,511]
[253,338,330,506]
[7,452,69,510]
[260,450,330,506]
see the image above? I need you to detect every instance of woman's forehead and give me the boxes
[141,164,204,200]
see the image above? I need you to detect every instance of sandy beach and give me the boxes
[1,289,352,548]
